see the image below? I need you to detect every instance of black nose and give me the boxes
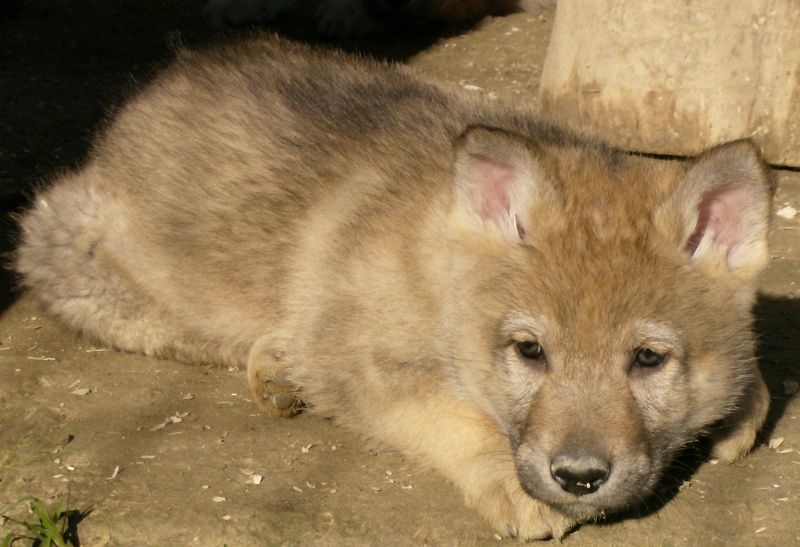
[550,454,610,496]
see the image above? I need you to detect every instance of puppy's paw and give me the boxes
[471,479,576,540]
[711,372,770,463]
[711,421,759,463]
[247,340,304,417]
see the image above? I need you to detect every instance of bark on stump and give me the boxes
[538,0,800,166]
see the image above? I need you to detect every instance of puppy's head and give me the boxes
[442,126,772,518]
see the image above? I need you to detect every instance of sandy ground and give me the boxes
[1,2,799,545]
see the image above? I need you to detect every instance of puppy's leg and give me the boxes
[368,395,576,540]
[17,172,217,364]
[247,334,304,418]
[710,368,770,462]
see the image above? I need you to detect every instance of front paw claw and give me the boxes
[505,522,518,538]
[269,390,304,415]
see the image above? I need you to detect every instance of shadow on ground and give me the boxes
[754,295,800,431]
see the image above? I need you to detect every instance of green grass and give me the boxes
[1,496,78,547]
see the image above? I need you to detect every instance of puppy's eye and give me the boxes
[633,347,665,368]
[516,340,545,361]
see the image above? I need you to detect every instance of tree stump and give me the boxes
[538,0,800,166]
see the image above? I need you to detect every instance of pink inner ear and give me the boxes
[685,185,751,257]
[470,154,514,221]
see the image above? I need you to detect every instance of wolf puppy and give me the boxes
[16,38,772,539]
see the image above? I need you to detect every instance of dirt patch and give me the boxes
[1,2,799,545]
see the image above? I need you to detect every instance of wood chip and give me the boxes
[150,420,168,432]
[151,412,189,431]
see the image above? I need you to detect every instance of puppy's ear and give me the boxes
[452,126,556,242]
[659,140,773,283]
